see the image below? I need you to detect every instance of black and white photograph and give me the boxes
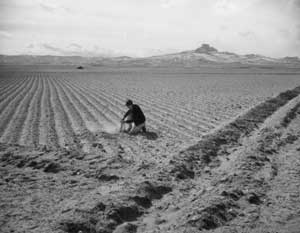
[0,0,300,232]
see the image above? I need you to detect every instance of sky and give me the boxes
[0,0,300,57]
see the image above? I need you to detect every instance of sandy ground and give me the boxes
[1,85,300,233]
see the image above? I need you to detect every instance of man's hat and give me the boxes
[126,99,133,106]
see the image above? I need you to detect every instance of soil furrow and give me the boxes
[129,91,219,129]
[0,77,39,144]
[31,76,43,146]
[48,77,77,147]
[62,78,120,124]
[0,77,35,140]
[128,92,210,135]
[59,78,109,130]
[68,78,123,122]
[56,77,103,132]
[44,77,60,147]
[78,82,193,139]
[52,77,90,135]
[0,76,25,101]
[19,77,43,146]
[83,82,208,131]
[0,76,33,114]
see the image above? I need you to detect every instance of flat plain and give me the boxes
[0,65,300,233]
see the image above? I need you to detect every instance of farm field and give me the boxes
[0,66,300,157]
[1,66,300,233]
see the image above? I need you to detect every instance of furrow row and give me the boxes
[53,76,101,134]
[52,77,90,136]
[59,78,175,153]
[0,76,24,99]
[48,77,77,147]
[40,77,59,147]
[0,77,35,140]
[61,77,120,124]
[84,84,196,140]
[0,77,39,144]
[56,78,104,132]
[71,78,213,138]
[128,92,211,135]
[0,76,32,114]
[19,77,43,146]
[68,78,188,139]
[67,79,170,135]
[130,90,220,128]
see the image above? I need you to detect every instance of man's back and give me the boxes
[131,104,145,125]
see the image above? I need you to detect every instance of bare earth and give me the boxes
[0,66,300,233]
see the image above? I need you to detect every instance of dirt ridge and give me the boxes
[169,85,300,179]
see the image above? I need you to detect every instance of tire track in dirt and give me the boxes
[1,77,39,144]
[47,76,77,147]
[19,77,43,146]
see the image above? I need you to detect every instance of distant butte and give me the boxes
[195,44,218,54]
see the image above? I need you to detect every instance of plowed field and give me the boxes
[1,66,300,233]
[0,67,299,158]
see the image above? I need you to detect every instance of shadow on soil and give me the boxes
[143,131,159,140]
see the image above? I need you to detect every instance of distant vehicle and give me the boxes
[77,66,84,69]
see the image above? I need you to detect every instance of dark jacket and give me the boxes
[123,104,146,125]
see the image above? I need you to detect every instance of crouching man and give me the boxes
[120,99,146,134]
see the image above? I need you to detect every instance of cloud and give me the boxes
[160,0,188,9]
[40,43,121,57]
[297,25,300,41]
[1,0,299,57]
[42,43,65,53]
[278,29,290,39]
[69,43,82,49]
[239,31,257,39]
[214,0,239,15]
[293,0,300,8]
[39,3,56,12]
[0,30,12,39]
[39,2,70,13]
[27,43,34,48]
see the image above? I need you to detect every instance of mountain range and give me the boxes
[1,44,300,67]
